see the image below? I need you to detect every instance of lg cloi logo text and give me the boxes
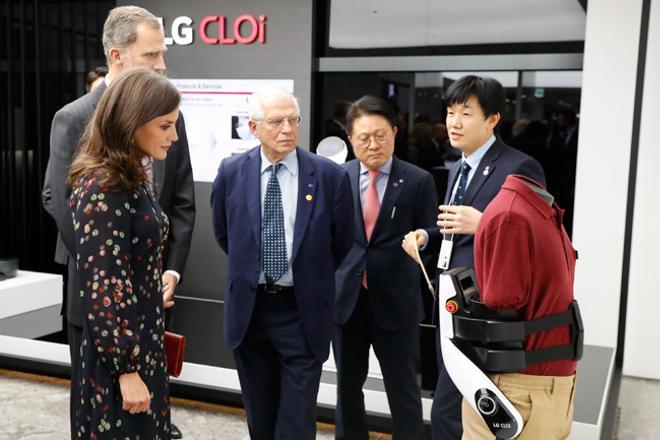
[158,14,267,46]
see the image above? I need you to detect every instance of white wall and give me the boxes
[623,0,660,379]
[573,0,644,348]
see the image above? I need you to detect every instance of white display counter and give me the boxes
[0,271,613,438]
[0,270,63,338]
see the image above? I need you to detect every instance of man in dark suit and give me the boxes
[333,96,437,439]
[41,6,194,439]
[403,75,545,439]
[210,85,354,439]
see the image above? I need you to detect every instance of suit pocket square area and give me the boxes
[165,331,186,377]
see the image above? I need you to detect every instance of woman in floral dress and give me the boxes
[68,68,180,439]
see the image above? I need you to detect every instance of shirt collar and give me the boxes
[360,157,393,176]
[260,147,299,176]
[502,174,556,219]
[462,134,496,170]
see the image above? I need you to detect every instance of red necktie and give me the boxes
[362,169,380,288]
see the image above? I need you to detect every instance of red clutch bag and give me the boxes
[164,331,186,377]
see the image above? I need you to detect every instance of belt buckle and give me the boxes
[264,284,279,294]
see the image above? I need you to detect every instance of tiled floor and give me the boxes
[0,368,657,439]
[0,369,386,439]
[613,376,660,440]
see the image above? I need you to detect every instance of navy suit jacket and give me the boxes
[427,138,545,270]
[334,157,438,330]
[210,146,354,362]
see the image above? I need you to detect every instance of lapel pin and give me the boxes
[399,178,404,183]
[305,194,313,201]
[483,166,490,176]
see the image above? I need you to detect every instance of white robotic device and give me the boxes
[438,268,524,439]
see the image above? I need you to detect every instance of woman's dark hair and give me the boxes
[68,68,180,192]
[445,75,505,120]
[346,95,397,134]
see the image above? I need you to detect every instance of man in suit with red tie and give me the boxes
[334,96,438,439]
[211,85,354,439]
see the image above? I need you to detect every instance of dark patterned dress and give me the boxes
[70,173,170,439]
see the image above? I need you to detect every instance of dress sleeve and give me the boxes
[72,181,140,376]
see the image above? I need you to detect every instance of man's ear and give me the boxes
[249,120,259,139]
[108,47,123,67]
[487,112,501,130]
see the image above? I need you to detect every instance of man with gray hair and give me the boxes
[42,6,194,439]
[211,85,354,439]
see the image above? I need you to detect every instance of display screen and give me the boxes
[171,78,295,182]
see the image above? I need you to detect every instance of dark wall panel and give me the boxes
[172,297,233,368]
[1,1,114,274]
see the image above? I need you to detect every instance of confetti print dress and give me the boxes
[70,173,170,439]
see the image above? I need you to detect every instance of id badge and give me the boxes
[437,239,454,270]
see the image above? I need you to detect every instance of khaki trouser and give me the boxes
[462,373,576,440]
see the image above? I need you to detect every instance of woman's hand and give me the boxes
[119,372,151,414]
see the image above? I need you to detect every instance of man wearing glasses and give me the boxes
[333,96,438,439]
[210,85,354,439]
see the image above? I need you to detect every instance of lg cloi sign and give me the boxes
[158,14,267,46]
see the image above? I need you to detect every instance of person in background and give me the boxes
[409,121,444,170]
[511,118,529,146]
[548,107,579,237]
[85,66,108,93]
[68,67,179,439]
[432,122,461,167]
[323,100,355,160]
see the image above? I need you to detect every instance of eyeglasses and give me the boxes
[258,116,302,130]
[353,132,389,149]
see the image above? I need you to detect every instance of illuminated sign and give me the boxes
[158,15,267,46]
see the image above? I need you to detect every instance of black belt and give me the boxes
[257,284,294,294]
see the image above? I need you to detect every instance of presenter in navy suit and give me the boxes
[210,85,354,440]
[333,96,437,439]
[403,75,545,439]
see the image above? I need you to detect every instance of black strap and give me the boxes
[524,343,577,365]
[523,305,576,336]
[466,342,580,373]
[453,301,584,371]
[454,301,579,343]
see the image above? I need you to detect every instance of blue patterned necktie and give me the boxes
[263,163,288,283]
[452,161,471,205]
